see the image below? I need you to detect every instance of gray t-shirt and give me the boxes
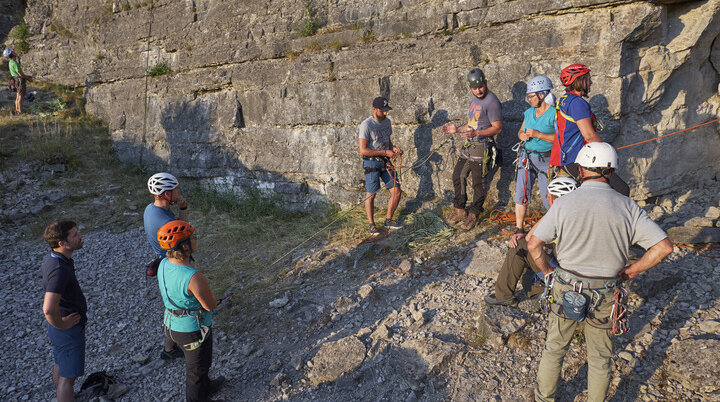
[533,181,668,277]
[467,91,502,143]
[358,116,392,151]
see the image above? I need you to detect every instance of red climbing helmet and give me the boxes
[560,64,591,86]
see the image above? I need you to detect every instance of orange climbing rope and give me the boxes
[676,243,720,259]
[616,118,720,150]
[484,209,545,240]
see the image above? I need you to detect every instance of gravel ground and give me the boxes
[1,166,719,401]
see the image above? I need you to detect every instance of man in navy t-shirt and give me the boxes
[41,220,86,402]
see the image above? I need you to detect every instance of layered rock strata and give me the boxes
[12,0,720,208]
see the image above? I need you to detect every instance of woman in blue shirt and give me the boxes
[513,76,556,237]
[157,220,224,401]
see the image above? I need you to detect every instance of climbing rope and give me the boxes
[676,243,720,259]
[616,118,720,150]
[484,209,544,240]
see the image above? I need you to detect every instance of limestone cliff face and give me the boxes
[13,0,720,208]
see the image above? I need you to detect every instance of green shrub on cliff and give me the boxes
[147,62,172,77]
[297,1,318,37]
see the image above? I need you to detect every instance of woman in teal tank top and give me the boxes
[157,220,224,401]
[512,76,556,241]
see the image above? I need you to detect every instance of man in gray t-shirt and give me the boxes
[442,68,503,231]
[358,97,403,236]
[528,142,673,402]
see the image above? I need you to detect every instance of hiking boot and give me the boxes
[460,213,479,231]
[448,208,466,225]
[484,293,517,306]
[209,376,226,395]
[383,219,402,230]
[368,224,382,237]
[160,346,184,360]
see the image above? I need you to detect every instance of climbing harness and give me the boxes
[512,142,550,205]
[159,260,209,351]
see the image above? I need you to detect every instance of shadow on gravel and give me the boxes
[221,236,475,400]
[405,109,450,214]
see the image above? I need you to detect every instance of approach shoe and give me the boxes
[448,208,467,225]
[368,224,382,237]
[484,293,517,306]
[383,219,402,230]
[460,213,479,231]
[160,346,184,360]
[209,376,226,395]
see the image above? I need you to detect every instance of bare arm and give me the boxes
[517,121,529,142]
[43,292,81,329]
[576,117,602,143]
[619,238,673,280]
[188,272,217,311]
[466,120,502,139]
[358,138,395,158]
[527,129,555,143]
[528,235,553,275]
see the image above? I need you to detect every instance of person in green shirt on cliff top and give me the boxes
[4,48,33,115]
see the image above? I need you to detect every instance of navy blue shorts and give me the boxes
[363,160,399,194]
[46,322,85,378]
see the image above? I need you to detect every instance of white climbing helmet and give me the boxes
[3,48,12,58]
[147,172,179,195]
[526,75,553,93]
[575,142,617,169]
[547,177,577,197]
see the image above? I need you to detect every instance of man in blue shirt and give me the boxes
[143,172,189,360]
[41,220,86,402]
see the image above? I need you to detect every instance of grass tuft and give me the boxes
[297,0,319,37]
[360,30,375,43]
[147,62,172,77]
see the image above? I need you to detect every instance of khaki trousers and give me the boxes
[535,280,614,402]
[494,237,544,300]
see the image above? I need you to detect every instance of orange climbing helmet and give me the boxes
[157,220,195,250]
[560,64,590,86]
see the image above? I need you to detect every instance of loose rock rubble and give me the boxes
[1,162,719,401]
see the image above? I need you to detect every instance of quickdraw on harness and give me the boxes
[610,286,629,335]
[540,270,556,314]
[554,94,605,165]
[512,142,550,205]
[160,260,210,351]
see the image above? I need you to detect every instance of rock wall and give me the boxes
[11,0,720,208]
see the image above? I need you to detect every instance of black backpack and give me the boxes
[80,371,115,396]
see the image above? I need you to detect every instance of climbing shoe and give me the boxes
[484,293,517,306]
[368,224,382,237]
[160,347,184,360]
[383,219,402,230]
[460,213,479,231]
[448,208,466,225]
